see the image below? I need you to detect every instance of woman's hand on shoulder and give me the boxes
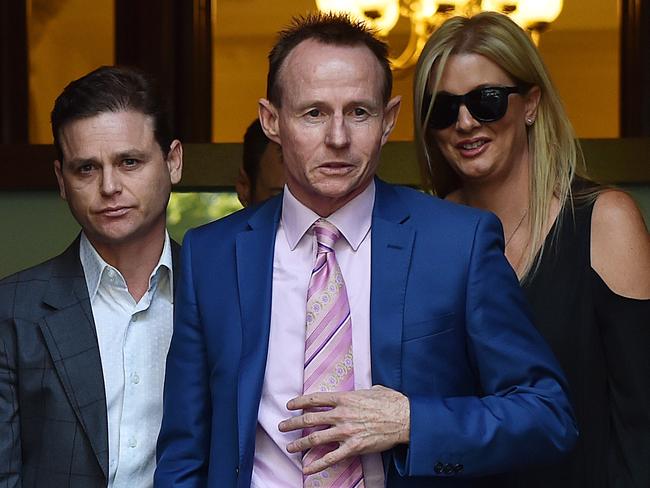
[591,189,650,299]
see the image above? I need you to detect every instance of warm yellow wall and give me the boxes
[213,37,273,143]
[538,28,619,138]
[28,0,114,144]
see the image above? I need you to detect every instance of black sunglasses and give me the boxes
[425,85,526,130]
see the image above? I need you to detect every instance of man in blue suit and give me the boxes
[156,14,577,488]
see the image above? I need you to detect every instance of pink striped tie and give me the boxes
[303,219,364,488]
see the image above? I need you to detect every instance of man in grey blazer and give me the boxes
[0,66,183,487]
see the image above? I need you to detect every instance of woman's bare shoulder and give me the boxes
[591,189,650,298]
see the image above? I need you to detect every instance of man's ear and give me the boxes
[54,160,67,200]
[258,98,281,145]
[380,95,402,146]
[235,166,251,207]
[166,139,183,185]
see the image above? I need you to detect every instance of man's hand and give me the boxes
[278,385,410,475]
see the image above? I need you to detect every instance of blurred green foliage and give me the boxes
[167,192,243,243]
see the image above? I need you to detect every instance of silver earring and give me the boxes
[526,117,535,126]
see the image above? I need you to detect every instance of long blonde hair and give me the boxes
[413,12,584,280]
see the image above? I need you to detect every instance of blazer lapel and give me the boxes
[38,240,109,478]
[370,180,415,391]
[235,198,282,466]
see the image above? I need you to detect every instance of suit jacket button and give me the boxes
[235,467,239,476]
[443,464,454,474]
[434,462,444,474]
[454,464,464,473]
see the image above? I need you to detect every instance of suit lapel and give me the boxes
[370,180,415,391]
[38,240,109,478]
[235,198,282,465]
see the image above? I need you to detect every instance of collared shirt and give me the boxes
[79,233,174,488]
[252,181,384,488]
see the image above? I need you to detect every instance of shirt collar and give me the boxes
[156,232,174,302]
[281,180,375,251]
[79,231,174,301]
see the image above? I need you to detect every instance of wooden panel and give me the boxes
[4,145,57,190]
[115,0,212,142]
[581,138,650,183]
[3,139,649,191]
[621,0,650,136]
[0,0,28,143]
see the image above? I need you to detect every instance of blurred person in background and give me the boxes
[236,119,285,207]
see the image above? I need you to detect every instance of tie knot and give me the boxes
[312,219,341,252]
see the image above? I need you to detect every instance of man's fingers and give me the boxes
[286,392,341,410]
[286,427,341,453]
[302,446,350,475]
[279,409,335,433]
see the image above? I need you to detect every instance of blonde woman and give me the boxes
[413,11,650,488]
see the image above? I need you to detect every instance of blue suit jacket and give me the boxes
[155,180,577,487]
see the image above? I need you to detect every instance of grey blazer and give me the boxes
[0,237,179,488]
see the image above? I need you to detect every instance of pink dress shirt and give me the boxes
[251,181,384,487]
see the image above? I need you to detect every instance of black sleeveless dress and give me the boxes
[497,193,650,487]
